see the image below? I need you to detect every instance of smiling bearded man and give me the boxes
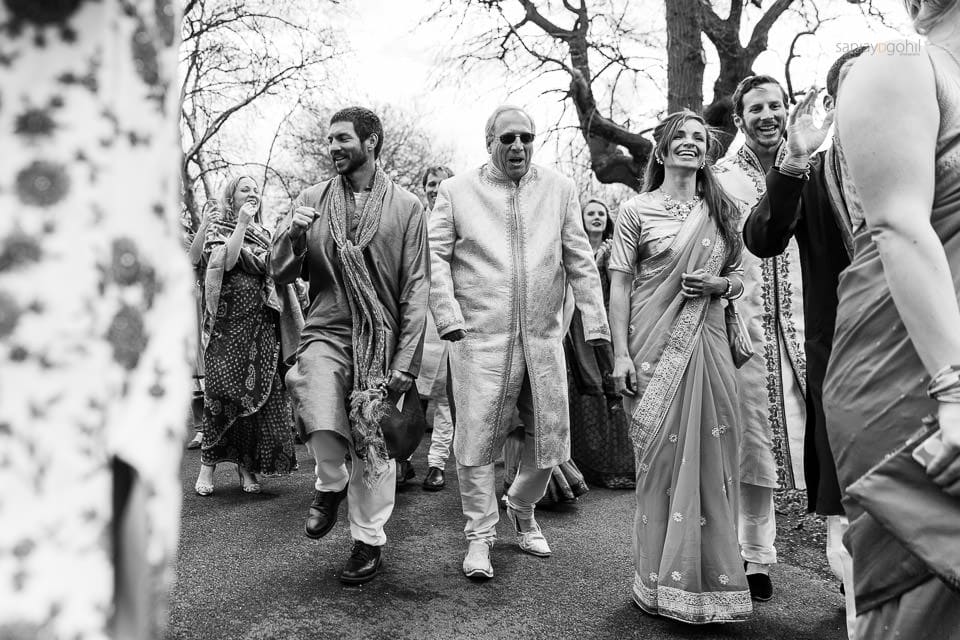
[714,75,807,604]
[271,106,429,586]
[428,104,610,580]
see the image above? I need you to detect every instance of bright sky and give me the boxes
[266,1,915,180]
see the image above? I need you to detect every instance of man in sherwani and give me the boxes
[715,76,807,602]
[429,105,610,580]
[272,107,429,585]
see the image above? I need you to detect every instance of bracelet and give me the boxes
[722,277,733,298]
[928,364,960,402]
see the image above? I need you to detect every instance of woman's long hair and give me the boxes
[642,110,742,266]
[219,174,262,223]
[581,198,615,241]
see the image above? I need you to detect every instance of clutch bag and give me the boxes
[724,300,754,369]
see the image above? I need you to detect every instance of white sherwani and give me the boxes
[429,163,610,468]
[716,144,807,490]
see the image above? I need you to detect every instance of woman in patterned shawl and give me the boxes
[194,175,298,495]
[608,111,751,623]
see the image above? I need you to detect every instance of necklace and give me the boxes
[660,191,702,222]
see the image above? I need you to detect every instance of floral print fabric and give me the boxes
[0,2,190,638]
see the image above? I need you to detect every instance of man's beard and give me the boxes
[333,151,367,176]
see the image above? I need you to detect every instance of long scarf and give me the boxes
[204,218,278,320]
[327,168,393,486]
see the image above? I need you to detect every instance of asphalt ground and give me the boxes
[168,439,847,640]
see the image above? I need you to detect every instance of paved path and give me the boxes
[168,442,847,640]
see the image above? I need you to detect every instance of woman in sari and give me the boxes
[609,111,751,623]
[567,198,635,489]
[194,175,298,495]
[823,2,960,637]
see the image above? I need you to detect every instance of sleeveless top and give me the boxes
[828,42,960,474]
[824,42,960,611]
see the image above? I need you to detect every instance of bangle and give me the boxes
[722,277,733,298]
[929,364,960,402]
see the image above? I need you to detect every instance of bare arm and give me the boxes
[838,48,960,488]
[608,271,636,395]
[222,219,249,272]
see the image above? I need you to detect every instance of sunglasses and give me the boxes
[498,132,535,145]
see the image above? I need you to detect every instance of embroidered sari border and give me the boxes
[633,574,752,624]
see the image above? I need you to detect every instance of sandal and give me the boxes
[237,466,261,494]
[195,463,215,496]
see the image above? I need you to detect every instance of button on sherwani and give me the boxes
[429,163,610,468]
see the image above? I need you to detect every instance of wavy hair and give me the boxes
[642,110,742,267]
[219,174,262,223]
[581,198,615,241]
[902,0,958,33]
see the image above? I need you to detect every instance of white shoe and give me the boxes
[462,540,494,579]
[505,504,551,557]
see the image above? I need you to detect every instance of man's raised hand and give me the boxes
[785,86,835,161]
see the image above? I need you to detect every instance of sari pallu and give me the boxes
[621,202,751,624]
[200,220,298,474]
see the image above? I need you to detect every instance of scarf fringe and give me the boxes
[349,386,392,488]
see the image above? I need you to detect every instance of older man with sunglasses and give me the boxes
[428,104,610,580]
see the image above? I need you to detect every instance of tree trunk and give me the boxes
[666,0,706,113]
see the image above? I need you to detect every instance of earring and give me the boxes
[699,161,706,170]
[655,156,663,165]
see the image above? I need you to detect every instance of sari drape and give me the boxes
[823,46,960,634]
[611,195,751,624]
[201,219,297,474]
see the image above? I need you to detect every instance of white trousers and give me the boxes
[307,430,396,546]
[739,482,777,565]
[457,387,551,542]
[827,515,857,639]
[426,395,454,469]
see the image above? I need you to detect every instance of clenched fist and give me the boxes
[290,206,319,240]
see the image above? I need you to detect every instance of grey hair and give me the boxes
[902,0,958,33]
[484,105,536,147]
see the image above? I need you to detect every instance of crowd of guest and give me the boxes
[180,2,960,638]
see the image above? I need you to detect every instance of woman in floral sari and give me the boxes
[609,111,751,623]
[194,175,298,495]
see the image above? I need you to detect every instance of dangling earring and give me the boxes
[699,160,706,170]
[655,155,663,165]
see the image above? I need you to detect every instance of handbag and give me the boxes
[724,300,754,369]
[379,385,427,461]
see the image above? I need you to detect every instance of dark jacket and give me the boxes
[743,151,851,515]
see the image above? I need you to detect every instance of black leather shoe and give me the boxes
[745,568,773,602]
[339,541,382,585]
[396,459,415,487]
[422,466,445,491]
[304,488,347,539]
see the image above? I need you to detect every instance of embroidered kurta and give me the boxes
[271,176,428,442]
[429,163,610,468]
[716,145,807,490]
